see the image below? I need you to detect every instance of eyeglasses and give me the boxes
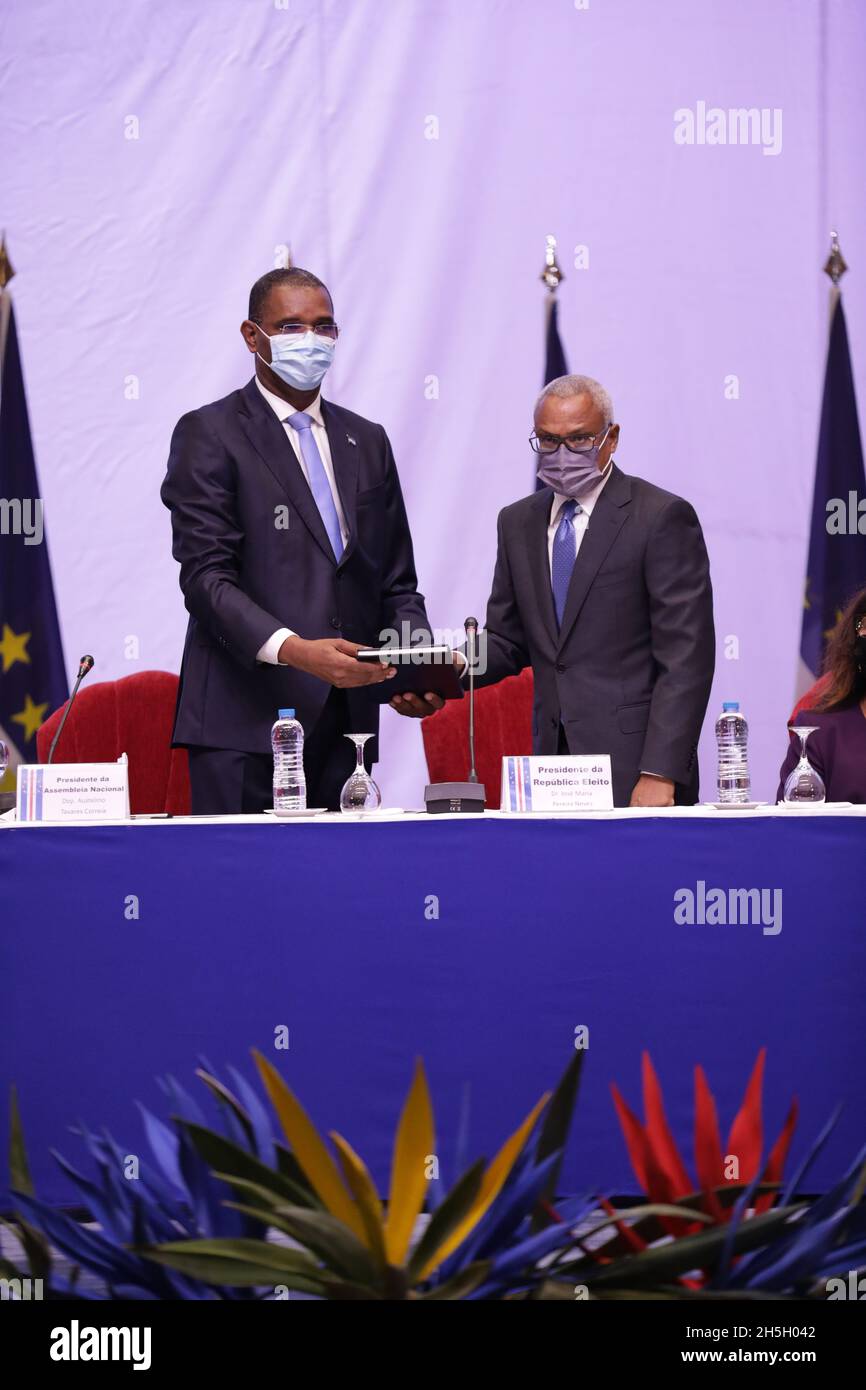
[256,320,339,341]
[856,617,866,636]
[529,424,611,455]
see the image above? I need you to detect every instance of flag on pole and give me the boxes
[0,254,67,791]
[799,286,866,689]
[537,236,569,490]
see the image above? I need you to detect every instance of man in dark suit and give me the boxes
[161,267,428,813]
[393,374,715,807]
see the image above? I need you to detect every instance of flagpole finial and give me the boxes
[540,234,564,292]
[824,230,847,287]
[0,233,14,290]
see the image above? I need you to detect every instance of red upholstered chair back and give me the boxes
[789,673,832,723]
[420,667,534,809]
[36,670,191,815]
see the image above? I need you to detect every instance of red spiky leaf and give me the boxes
[641,1050,693,1198]
[693,1066,727,1223]
[610,1081,681,1206]
[725,1047,766,1185]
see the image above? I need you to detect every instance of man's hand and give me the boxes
[278,635,396,688]
[390,649,464,719]
[390,691,445,718]
[629,774,675,808]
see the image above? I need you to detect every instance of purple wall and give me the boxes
[2,0,865,803]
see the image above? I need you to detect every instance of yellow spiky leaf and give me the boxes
[252,1050,367,1244]
[415,1091,550,1281]
[383,1058,435,1266]
[330,1131,388,1268]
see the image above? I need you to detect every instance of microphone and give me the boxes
[423,621,486,814]
[465,617,480,784]
[47,655,95,765]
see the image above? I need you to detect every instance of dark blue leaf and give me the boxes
[710,1155,767,1288]
[49,1150,133,1247]
[467,1152,562,1264]
[137,1104,185,1194]
[780,1106,842,1204]
[227,1065,276,1163]
[744,1208,850,1290]
[159,1075,206,1127]
[11,1192,143,1285]
[469,1204,596,1296]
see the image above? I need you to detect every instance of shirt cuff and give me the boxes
[257,628,295,664]
[639,770,673,781]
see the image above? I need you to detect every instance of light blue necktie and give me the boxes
[287,411,344,560]
[551,499,582,628]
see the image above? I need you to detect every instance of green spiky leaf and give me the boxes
[406,1159,485,1283]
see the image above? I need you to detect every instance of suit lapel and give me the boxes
[525,487,559,646]
[321,399,360,569]
[556,465,632,649]
[237,378,336,564]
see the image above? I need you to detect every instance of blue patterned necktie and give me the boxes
[287,411,344,560]
[551,498,582,628]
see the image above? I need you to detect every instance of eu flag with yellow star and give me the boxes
[0,286,67,791]
[800,292,866,682]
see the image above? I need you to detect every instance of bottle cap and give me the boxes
[278,708,295,719]
[722,701,740,712]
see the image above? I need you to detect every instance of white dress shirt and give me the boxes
[253,378,350,664]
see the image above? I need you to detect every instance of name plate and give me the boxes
[16,760,130,823]
[500,755,614,813]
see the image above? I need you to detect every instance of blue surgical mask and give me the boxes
[257,328,336,391]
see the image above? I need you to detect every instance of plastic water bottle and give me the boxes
[716,701,750,804]
[271,708,306,815]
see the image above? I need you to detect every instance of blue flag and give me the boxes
[800,294,866,680]
[0,294,67,788]
[536,295,569,491]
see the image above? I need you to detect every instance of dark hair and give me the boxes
[248,267,331,323]
[815,584,866,710]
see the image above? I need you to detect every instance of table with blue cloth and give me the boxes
[1,807,864,1205]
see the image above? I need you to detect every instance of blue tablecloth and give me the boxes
[1,813,864,1206]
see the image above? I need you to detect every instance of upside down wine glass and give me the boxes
[782,726,826,804]
[339,733,382,813]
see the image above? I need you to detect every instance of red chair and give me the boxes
[36,671,191,815]
[421,667,534,809]
[789,673,831,723]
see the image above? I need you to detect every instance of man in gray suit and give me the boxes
[393,374,715,807]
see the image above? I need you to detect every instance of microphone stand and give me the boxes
[467,619,479,783]
[424,620,486,814]
[48,656,95,764]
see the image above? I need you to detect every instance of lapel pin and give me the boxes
[346,433,357,447]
